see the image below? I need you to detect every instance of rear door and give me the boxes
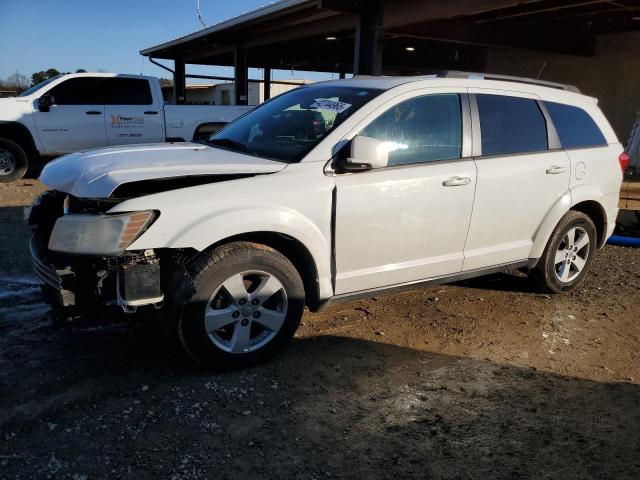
[33,77,106,153]
[463,90,570,271]
[103,78,164,145]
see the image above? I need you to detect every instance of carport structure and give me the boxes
[141,0,640,136]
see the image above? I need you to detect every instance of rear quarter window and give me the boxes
[544,101,607,149]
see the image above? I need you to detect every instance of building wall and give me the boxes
[485,32,640,143]
[163,81,307,106]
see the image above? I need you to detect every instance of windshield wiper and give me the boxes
[208,137,256,155]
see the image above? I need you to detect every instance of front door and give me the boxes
[33,77,106,154]
[103,77,164,146]
[334,91,476,294]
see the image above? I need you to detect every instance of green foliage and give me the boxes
[31,68,61,86]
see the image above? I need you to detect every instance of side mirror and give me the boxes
[343,135,390,171]
[38,94,55,112]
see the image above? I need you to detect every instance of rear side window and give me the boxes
[360,93,462,166]
[544,101,607,149]
[104,78,153,105]
[477,94,547,156]
[48,77,102,105]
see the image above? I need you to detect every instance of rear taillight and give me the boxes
[619,151,630,172]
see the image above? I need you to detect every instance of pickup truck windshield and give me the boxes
[206,85,382,163]
[19,75,62,97]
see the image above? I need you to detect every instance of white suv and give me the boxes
[28,73,624,367]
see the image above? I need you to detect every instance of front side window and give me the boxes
[544,101,607,149]
[104,78,153,105]
[206,85,382,163]
[477,94,548,156]
[47,77,102,105]
[360,94,462,166]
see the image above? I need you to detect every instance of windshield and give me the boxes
[18,75,62,97]
[206,85,382,163]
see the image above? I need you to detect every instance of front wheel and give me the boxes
[177,242,305,368]
[531,210,597,293]
[0,138,28,183]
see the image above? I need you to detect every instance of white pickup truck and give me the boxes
[0,72,253,182]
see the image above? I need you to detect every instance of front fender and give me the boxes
[127,204,333,300]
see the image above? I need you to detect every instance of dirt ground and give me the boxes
[1,180,640,480]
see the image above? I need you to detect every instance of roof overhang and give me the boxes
[140,0,640,73]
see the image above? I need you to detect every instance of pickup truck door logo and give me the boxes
[111,115,144,128]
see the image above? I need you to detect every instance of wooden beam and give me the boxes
[264,67,271,100]
[234,46,248,105]
[173,61,186,104]
[354,0,384,75]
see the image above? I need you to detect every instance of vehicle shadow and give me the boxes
[1,306,639,479]
[455,269,540,294]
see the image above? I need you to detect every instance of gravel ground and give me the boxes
[1,180,639,479]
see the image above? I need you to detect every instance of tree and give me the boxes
[6,72,29,89]
[31,68,60,86]
[0,72,30,94]
[75,69,87,73]
[159,78,173,87]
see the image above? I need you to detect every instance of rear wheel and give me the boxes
[531,210,597,293]
[177,242,304,368]
[0,138,28,183]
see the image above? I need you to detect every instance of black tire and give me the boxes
[0,138,28,183]
[177,242,305,368]
[531,210,598,294]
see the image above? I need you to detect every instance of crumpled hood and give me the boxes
[39,142,286,198]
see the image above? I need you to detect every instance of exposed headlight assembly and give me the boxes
[48,211,156,255]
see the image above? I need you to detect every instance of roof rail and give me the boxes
[434,70,581,93]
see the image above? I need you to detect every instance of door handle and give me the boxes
[442,176,472,187]
[546,166,567,174]
[144,111,159,115]
[85,111,102,115]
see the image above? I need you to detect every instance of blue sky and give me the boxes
[0,0,334,84]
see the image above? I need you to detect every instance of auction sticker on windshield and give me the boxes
[310,99,352,113]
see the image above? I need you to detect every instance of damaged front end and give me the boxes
[27,190,195,318]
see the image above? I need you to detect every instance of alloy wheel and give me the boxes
[554,226,590,283]
[204,270,288,353]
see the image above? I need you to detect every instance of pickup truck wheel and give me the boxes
[178,242,305,368]
[0,138,28,183]
[531,210,597,294]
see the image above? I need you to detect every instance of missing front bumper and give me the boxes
[30,233,165,312]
